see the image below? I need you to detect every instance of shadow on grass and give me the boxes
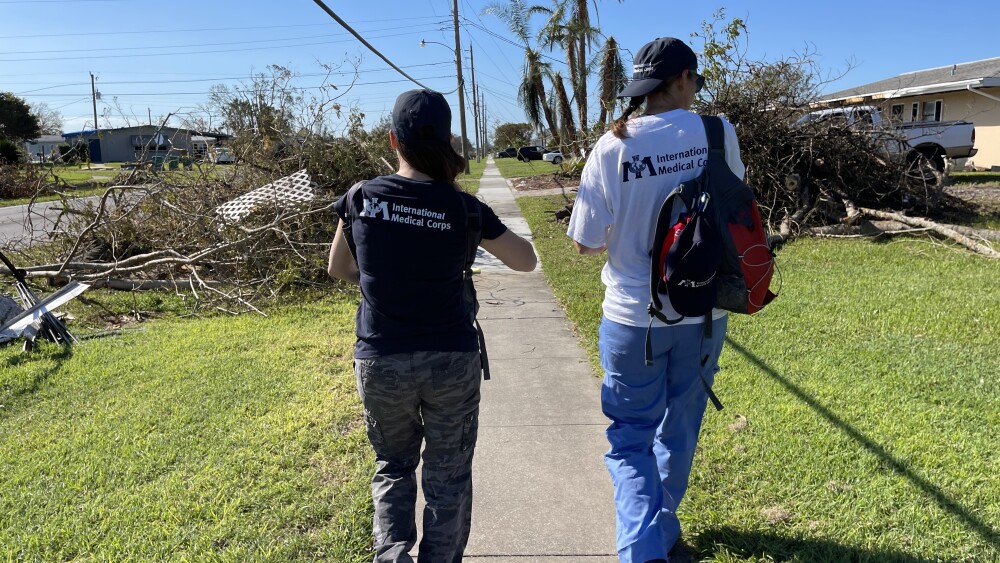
[726,337,1000,552]
[0,344,72,419]
[694,526,937,563]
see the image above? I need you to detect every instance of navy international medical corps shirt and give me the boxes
[334,174,507,358]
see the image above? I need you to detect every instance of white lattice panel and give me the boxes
[216,169,318,223]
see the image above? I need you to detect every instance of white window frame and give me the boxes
[890,104,904,122]
[911,102,919,122]
[921,99,943,122]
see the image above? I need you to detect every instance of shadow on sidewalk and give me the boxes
[726,337,1000,552]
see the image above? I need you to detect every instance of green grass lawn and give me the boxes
[950,171,1000,187]
[519,194,1000,562]
[0,291,374,562]
[37,163,121,185]
[457,158,486,194]
[493,157,564,178]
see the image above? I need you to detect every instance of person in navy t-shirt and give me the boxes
[328,89,536,563]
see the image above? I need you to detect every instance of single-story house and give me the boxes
[62,126,230,164]
[23,135,65,162]
[818,57,1000,170]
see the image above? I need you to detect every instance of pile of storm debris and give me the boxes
[1,168,358,317]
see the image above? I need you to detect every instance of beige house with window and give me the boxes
[818,57,1000,170]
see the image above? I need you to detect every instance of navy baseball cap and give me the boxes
[391,89,452,144]
[618,37,698,98]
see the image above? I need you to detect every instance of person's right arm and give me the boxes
[567,150,612,254]
[573,240,606,255]
[480,229,537,272]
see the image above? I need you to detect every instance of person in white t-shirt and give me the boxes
[567,37,746,563]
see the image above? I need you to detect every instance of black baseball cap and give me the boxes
[391,89,452,144]
[618,37,698,98]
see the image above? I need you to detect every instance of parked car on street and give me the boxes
[542,149,564,164]
[207,146,235,164]
[495,147,517,159]
[516,145,546,161]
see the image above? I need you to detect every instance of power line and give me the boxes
[0,16,445,40]
[3,23,444,56]
[0,29,437,62]
[461,18,567,66]
[22,75,456,98]
[13,62,453,94]
[309,0,431,90]
[0,0,129,3]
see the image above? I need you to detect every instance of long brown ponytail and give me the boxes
[612,96,646,139]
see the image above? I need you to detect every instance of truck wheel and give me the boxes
[904,154,943,188]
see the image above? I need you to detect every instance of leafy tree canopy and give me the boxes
[494,122,533,148]
[0,92,42,141]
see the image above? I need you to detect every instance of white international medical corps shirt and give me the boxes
[567,109,746,328]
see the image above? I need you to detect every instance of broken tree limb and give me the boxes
[858,207,1000,258]
[939,223,1000,243]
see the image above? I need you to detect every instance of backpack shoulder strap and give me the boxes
[342,180,367,262]
[701,115,726,163]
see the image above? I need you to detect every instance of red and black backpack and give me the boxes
[647,115,778,363]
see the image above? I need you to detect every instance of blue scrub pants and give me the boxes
[599,316,727,563]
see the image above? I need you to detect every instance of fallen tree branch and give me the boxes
[858,207,1000,258]
[939,223,1000,243]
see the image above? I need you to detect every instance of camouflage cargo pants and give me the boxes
[355,351,482,563]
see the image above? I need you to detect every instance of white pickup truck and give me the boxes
[796,105,977,171]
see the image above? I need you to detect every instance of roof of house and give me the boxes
[27,135,65,144]
[63,126,231,139]
[820,57,1000,103]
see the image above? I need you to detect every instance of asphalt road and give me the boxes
[0,197,95,249]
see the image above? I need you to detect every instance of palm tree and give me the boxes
[482,0,561,145]
[550,71,577,149]
[594,36,628,126]
[537,2,594,135]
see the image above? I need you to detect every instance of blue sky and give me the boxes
[2,0,998,139]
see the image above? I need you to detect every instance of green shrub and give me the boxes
[0,138,23,165]
[58,142,88,164]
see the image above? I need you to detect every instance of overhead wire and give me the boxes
[0,16,445,40]
[13,62,453,94]
[22,75,456,98]
[3,25,445,57]
[308,0,431,90]
[0,27,445,62]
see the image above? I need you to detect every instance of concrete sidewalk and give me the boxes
[413,159,618,561]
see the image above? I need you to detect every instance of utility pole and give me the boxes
[469,43,480,162]
[481,93,487,155]
[90,72,99,168]
[452,0,470,174]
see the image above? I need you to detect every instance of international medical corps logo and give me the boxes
[621,154,658,182]
[360,197,390,220]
